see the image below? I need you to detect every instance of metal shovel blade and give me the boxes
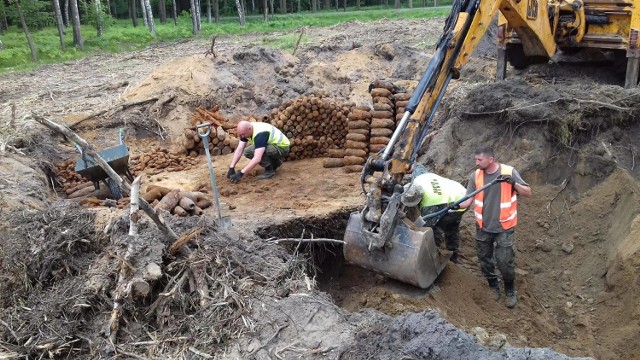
[343,212,449,289]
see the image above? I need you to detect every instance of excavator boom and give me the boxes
[343,0,604,288]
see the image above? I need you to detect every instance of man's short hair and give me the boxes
[474,146,494,158]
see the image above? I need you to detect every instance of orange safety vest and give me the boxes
[473,164,518,230]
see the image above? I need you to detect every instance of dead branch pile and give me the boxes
[0,201,310,359]
[142,184,212,217]
[268,95,351,160]
[129,147,198,175]
[182,106,240,157]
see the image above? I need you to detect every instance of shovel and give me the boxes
[196,123,232,229]
[416,176,506,227]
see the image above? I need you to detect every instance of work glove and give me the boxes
[497,175,516,186]
[227,167,236,179]
[447,202,460,210]
[230,171,244,183]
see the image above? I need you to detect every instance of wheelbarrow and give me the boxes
[74,129,134,200]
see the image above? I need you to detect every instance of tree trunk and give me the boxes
[189,0,198,33]
[235,0,245,24]
[159,0,167,23]
[172,0,177,24]
[356,0,359,9]
[195,0,201,31]
[14,0,37,61]
[64,0,69,26]
[408,0,412,7]
[206,0,211,22]
[52,0,65,49]
[394,0,400,8]
[140,0,148,26]
[93,0,104,38]
[311,0,315,12]
[263,0,268,20]
[251,0,255,14]
[297,0,300,12]
[214,0,219,22]
[279,0,285,13]
[106,0,112,16]
[130,0,138,27]
[69,0,83,49]
[342,0,346,11]
[0,6,7,33]
[269,0,273,17]
[335,0,338,11]
[144,0,155,34]
[324,0,329,10]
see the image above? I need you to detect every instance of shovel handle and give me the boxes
[196,123,212,138]
[420,178,501,221]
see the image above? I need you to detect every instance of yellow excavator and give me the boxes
[343,0,640,288]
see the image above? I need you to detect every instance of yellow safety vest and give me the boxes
[413,173,466,211]
[250,122,290,148]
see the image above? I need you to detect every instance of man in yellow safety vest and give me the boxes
[401,164,467,264]
[227,121,291,183]
[457,146,532,308]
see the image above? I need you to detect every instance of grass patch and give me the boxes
[0,6,449,72]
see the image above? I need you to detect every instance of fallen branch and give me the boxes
[292,27,305,56]
[270,238,345,245]
[108,175,142,345]
[463,98,632,117]
[32,113,178,241]
[169,227,203,255]
[68,97,159,129]
[204,35,217,58]
[189,346,213,359]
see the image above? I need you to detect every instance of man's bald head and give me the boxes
[237,121,253,138]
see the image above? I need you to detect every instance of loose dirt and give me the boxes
[1,16,639,360]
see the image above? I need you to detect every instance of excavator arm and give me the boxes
[344,0,562,288]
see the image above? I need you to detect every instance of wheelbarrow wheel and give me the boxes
[106,178,123,200]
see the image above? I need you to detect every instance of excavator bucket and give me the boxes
[343,212,450,289]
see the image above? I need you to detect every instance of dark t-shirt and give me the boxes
[465,165,528,233]
[240,131,269,149]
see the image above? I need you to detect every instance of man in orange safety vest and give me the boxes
[456,146,531,308]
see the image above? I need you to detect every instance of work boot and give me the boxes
[488,279,501,301]
[505,290,517,308]
[449,251,459,264]
[504,281,517,308]
[257,165,276,180]
[490,286,502,301]
[273,159,283,171]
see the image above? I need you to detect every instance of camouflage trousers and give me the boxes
[421,205,464,255]
[244,145,290,169]
[475,228,516,288]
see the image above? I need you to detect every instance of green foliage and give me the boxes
[5,0,54,30]
[261,33,307,50]
[0,6,448,72]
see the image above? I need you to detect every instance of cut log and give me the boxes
[154,189,181,212]
[323,158,344,168]
[346,133,368,142]
[179,197,196,211]
[343,156,366,166]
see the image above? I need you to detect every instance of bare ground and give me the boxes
[1,17,639,359]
